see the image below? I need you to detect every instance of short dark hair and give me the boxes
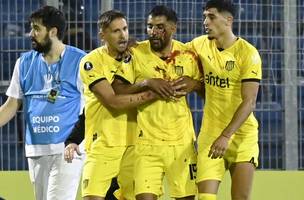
[98,10,127,31]
[205,0,236,17]
[29,6,66,40]
[149,5,178,24]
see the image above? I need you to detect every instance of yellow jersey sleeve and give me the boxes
[80,49,108,89]
[240,47,262,81]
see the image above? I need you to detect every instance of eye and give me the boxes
[156,25,164,30]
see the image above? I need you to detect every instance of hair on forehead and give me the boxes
[149,5,178,24]
[205,0,236,17]
[29,6,66,40]
[98,10,127,30]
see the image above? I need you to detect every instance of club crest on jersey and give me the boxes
[225,61,235,71]
[84,62,93,71]
[175,65,184,76]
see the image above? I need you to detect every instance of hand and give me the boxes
[208,135,230,159]
[146,78,175,99]
[172,76,199,96]
[64,143,82,163]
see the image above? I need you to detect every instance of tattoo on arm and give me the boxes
[128,92,152,103]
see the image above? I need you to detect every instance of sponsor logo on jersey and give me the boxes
[205,71,230,88]
[251,70,258,76]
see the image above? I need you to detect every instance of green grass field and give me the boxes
[0,170,303,200]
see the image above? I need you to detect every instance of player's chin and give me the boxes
[207,36,215,40]
[117,45,127,53]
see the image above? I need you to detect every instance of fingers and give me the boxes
[173,90,187,98]
[158,86,174,99]
[150,79,175,99]
[64,144,79,163]
[64,148,73,163]
[171,76,195,95]
[172,83,187,91]
[148,78,191,100]
[171,77,184,85]
[64,148,74,163]
[172,83,187,97]
[208,147,226,159]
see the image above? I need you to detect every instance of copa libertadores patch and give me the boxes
[84,61,93,71]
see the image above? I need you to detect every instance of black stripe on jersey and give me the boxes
[89,78,106,91]
[241,78,260,83]
[114,75,131,84]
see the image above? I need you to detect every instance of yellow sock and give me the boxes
[198,193,217,200]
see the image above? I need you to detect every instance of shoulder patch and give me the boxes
[84,61,93,71]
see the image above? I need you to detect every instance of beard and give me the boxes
[149,36,170,52]
[31,35,52,54]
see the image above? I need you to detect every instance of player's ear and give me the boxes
[49,27,58,39]
[169,22,177,34]
[226,15,233,26]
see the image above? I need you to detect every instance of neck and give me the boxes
[215,31,237,50]
[104,45,120,58]
[152,39,173,58]
[43,41,65,64]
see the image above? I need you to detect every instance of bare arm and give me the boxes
[221,81,259,138]
[92,79,157,110]
[208,81,259,159]
[112,77,174,99]
[0,97,22,127]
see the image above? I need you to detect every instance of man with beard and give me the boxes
[112,5,203,200]
[78,10,173,200]
[187,0,262,200]
[0,6,86,200]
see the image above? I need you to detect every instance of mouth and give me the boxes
[31,38,37,44]
[118,41,127,48]
[31,41,37,46]
[205,27,210,34]
[150,38,161,43]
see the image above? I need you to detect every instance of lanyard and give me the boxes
[46,57,62,88]
[46,59,62,103]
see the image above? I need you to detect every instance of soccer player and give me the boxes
[0,6,86,200]
[79,10,170,200]
[113,5,203,200]
[64,111,120,200]
[187,1,262,200]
